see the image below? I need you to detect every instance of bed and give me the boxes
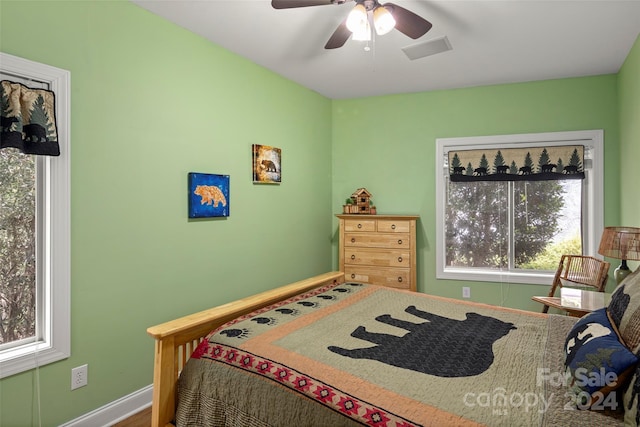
[147,271,640,427]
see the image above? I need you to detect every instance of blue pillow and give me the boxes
[564,308,638,407]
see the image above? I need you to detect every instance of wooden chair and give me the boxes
[538,254,610,313]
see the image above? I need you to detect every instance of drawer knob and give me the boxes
[351,273,356,279]
[397,277,403,282]
[357,224,362,229]
[398,257,403,263]
[398,239,403,245]
[351,237,356,243]
[391,224,396,230]
[351,254,356,260]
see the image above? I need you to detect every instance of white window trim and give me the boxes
[0,52,71,378]
[435,130,604,285]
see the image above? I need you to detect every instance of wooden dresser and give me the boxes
[336,214,419,291]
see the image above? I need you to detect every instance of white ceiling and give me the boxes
[131,0,640,99]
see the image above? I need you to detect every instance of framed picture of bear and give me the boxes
[188,172,230,218]
[252,144,281,184]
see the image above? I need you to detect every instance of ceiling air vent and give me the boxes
[402,36,452,61]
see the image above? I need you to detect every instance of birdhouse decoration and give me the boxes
[343,188,374,214]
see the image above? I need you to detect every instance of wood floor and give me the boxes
[112,406,152,427]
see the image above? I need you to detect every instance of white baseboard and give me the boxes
[60,384,153,427]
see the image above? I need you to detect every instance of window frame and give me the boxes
[0,52,70,378]
[435,130,604,285]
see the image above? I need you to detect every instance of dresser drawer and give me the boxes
[344,267,411,290]
[344,248,410,267]
[377,219,411,233]
[344,233,411,249]
[343,219,376,232]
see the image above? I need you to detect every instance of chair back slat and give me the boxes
[563,256,606,288]
[541,254,610,313]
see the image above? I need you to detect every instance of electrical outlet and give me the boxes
[462,287,471,298]
[71,364,88,390]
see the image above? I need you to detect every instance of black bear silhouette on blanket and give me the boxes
[329,305,517,377]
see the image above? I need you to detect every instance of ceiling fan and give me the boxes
[271,0,433,49]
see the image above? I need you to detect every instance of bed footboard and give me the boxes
[146,271,345,427]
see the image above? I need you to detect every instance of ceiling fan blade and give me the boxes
[384,3,432,39]
[325,19,351,49]
[271,0,342,9]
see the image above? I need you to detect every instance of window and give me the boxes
[0,53,70,379]
[435,130,603,285]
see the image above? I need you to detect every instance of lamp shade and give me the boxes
[351,19,371,41]
[373,6,395,35]
[598,226,640,261]
[346,3,368,34]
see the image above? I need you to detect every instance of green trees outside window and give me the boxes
[0,148,36,346]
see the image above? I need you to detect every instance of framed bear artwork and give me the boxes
[188,172,230,218]
[252,144,281,184]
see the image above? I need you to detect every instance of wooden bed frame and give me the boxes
[146,271,345,427]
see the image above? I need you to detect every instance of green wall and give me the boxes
[0,1,332,425]
[332,75,621,308]
[619,35,640,228]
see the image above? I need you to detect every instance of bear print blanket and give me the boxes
[176,282,623,427]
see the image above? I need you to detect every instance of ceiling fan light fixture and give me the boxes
[373,5,395,35]
[351,18,371,41]
[346,3,368,33]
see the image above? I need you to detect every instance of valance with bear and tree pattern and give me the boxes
[449,145,584,182]
[0,80,59,156]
